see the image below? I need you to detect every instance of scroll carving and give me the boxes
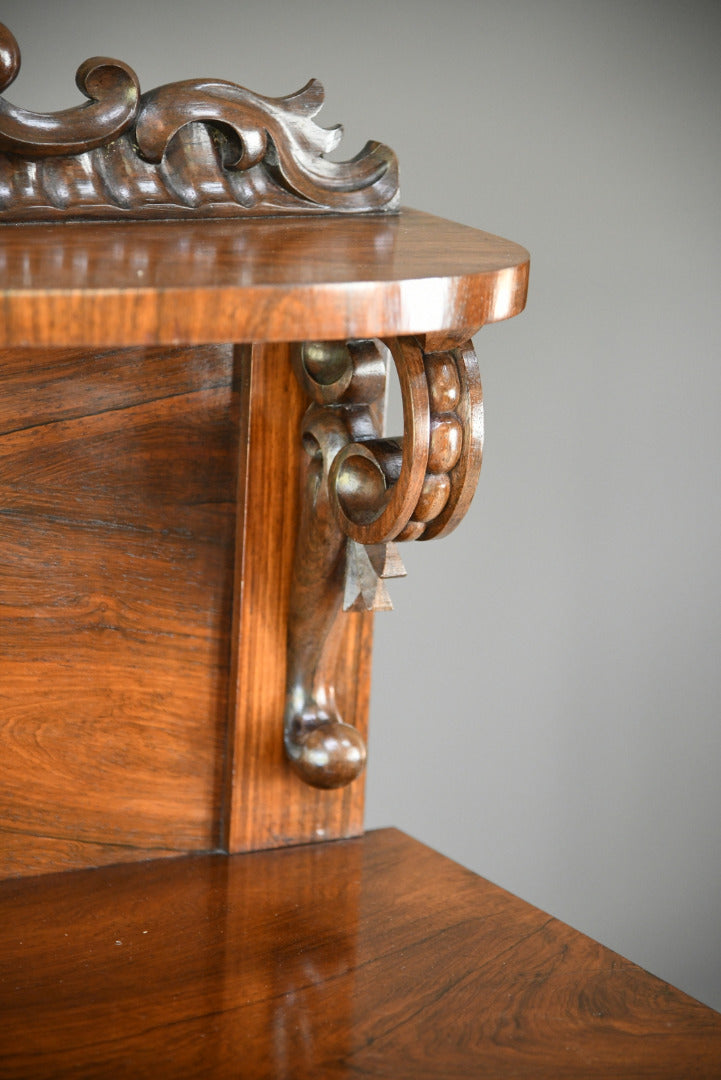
[286,336,483,788]
[0,23,399,221]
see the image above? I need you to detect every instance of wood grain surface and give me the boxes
[0,209,529,348]
[224,343,371,851]
[0,828,718,1079]
[0,345,238,876]
[0,208,529,874]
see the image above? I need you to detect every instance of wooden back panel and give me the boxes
[0,342,369,878]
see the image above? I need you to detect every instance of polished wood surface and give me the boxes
[0,345,238,876]
[0,22,140,159]
[0,21,398,220]
[1,828,718,1078]
[0,341,373,874]
[0,209,529,348]
[0,201,528,870]
[225,343,371,849]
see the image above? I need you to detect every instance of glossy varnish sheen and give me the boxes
[0,208,530,874]
[0,210,529,347]
[0,829,719,1078]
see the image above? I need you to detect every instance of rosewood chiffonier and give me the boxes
[0,23,719,1078]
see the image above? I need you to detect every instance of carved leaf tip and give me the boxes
[284,78,326,118]
[343,539,406,613]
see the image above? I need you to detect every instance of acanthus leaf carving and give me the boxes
[0,27,140,158]
[0,23,399,220]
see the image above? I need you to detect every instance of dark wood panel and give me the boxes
[225,344,370,852]
[0,832,180,878]
[0,211,529,347]
[0,345,233,433]
[0,346,238,876]
[0,829,718,1078]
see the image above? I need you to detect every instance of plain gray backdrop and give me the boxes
[4,0,720,1011]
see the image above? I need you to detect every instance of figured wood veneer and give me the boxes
[0,342,373,872]
[0,210,529,347]
[1,829,719,1078]
[0,345,238,874]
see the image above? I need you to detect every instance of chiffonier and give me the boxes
[1,22,719,1077]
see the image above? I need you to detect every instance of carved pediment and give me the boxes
[0,23,399,221]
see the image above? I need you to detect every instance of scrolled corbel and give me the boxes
[285,334,484,788]
[330,337,484,544]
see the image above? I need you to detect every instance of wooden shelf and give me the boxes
[0,209,528,347]
[1,828,719,1077]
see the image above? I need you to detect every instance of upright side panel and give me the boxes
[0,345,237,877]
[224,343,372,852]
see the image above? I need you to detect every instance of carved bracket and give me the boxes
[285,335,483,788]
[0,23,399,221]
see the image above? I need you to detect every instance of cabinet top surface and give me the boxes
[0,209,529,347]
[1,829,719,1078]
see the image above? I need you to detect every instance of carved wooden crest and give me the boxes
[0,23,399,221]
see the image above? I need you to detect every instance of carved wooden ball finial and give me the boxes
[285,720,367,790]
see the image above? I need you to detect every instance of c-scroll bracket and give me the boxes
[285,334,484,788]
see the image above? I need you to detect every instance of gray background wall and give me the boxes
[4,0,720,1011]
